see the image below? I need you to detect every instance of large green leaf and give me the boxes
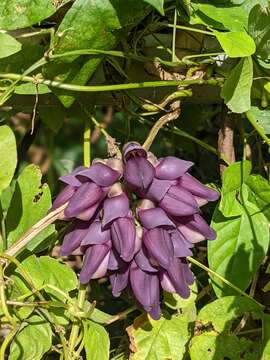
[4,165,55,252]
[84,321,110,360]
[128,313,190,360]
[0,0,70,30]
[262,314,270,359]
[219,161,251,217]
[0,125,17,195]
[39,106,65,133]
[208,203,269,297]
[189,296,263,360]
[9,315,52,360]
[143,0,164,15]
[191,3,248,31]
[0,33,22,59]
[214,30,256,57]
[248,4,270,68]
[221,56,253,113]
[44,0,147,107]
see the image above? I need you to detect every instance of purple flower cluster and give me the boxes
[53,142,219,319]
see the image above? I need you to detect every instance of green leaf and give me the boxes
[163,282,197,321]
[44,0,147,107]
[221,56,253,113]
[192,3,248,31]
[262,314,270,359]
[4,165,55,252]
[14,83,51,95]
[128,313,190,360]
[208,203,269,297]
[219,161,251,217]
[39,106,65,133]
[143,0,164,15]
[0,33,21,59]
[214,31,256,57]
[0,0,71,30]
[9,315,52,360]
[189,296,263,360]
[245,174,270,221]
[247,106,270,134]
[38,256,77,301]
[189,332,260,360]
[248,4,270,68]
[197,296,262,333]
[84,321,110,360]
[90,307,115,324]
[0,125,17,195]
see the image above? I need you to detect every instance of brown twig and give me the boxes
[4,203,67,257]
[218,107,235,175]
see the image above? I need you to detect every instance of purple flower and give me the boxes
[54,147,219,320]
[123,142,155,191]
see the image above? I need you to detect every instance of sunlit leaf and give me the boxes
[0,33,21,59]
[9,315,52,360]
[221,56,253,113]
[84,321,110,360]
[214,31,256,57]
[0,125,17,195]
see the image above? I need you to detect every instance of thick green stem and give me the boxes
[68,284,87,357]
[0,72,223,93]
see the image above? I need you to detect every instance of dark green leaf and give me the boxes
[0,0,71,30]
[39,106,65,133]
[9,315,52,360]
[221,57,253,113]
[0,33,21,59]
[208,203,269,297]
[248,4,270,68]
[128,313,191,360]
[4,165,55,252]
[84,321,110,360]
[143,0,164,15]
[44,0,148,107]
[214,31,256,57]
[0,125,17,195]
[262,314,270,359]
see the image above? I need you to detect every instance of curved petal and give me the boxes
[170,229,193,257]
[155,156,193,180]
[60,221,90,256]
[111,217,136,261]
[178,214,216,243]
[166,258,190,298]
[143,228,174,268]
[92,252,110,279]
[123,142,147,160]
[130,261,161,320]
[182,260,194,285]
[145,177,174,202]
[102,193,129,227]
[159,271,176,293]
[138,207,175,229]
[135,246,158,272]
[81,220,111,246]
[76,163,120,186]
[79,244,111,284]
[64,182,102,218]
[76,201,101,221]
[124,157,154,191]
[51,185,76,210]
[108,249,126,270]
[59,166,86,187]
[110,265,130,297]
[159,185,198,217]
[178,173,219,202]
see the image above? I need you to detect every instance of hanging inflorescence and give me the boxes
[52,142,219,319]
